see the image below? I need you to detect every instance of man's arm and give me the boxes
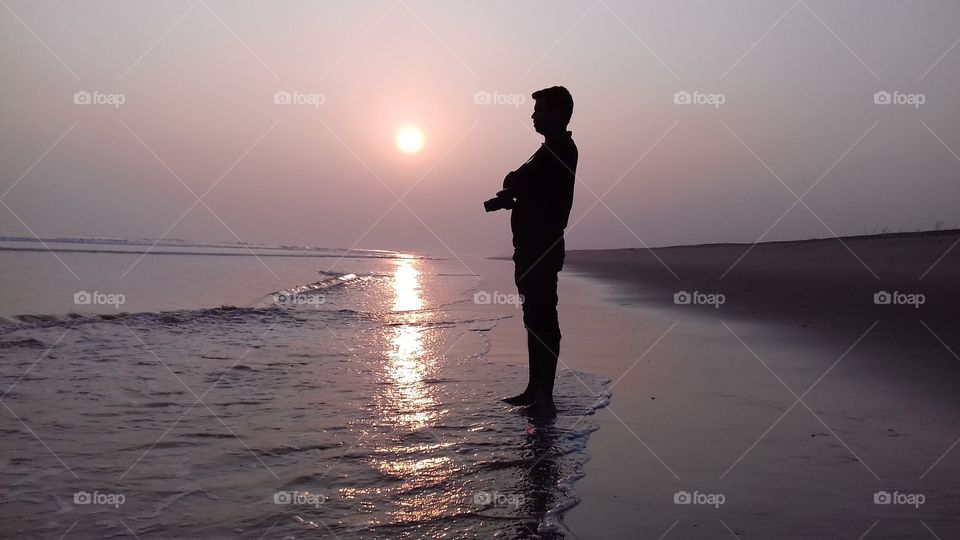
[501,151,540,202]
[548,143,577,229]
[521,144,577,229]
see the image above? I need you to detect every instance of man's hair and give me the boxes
[532,86,574,125]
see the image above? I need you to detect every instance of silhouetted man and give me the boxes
[484,86,577,417]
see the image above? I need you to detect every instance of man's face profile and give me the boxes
[532,100,564,135]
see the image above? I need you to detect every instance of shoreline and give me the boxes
[477,230,960,538]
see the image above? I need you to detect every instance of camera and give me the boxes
[483,189,515,212]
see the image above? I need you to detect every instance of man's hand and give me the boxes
[495,189,516,209]
[483,189,516,212]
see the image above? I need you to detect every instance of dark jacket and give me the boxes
[505,131,578,263]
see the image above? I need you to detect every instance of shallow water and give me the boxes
[0,240,610,538]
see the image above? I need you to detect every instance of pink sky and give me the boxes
[2,0,959,256]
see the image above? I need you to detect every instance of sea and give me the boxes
[0,237,610,539]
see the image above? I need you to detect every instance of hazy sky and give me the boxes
[2,0,958,256]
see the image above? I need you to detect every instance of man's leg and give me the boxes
[524,269,561,417]
[503,257,539,405]
[502,329,540,405]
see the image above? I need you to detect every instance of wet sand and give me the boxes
[477,230,960,538]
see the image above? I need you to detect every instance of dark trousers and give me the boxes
[514,263,561,342]
[513,244,563,400]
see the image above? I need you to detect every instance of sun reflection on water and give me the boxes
[368,256,461,527]
[392,256,423,312]
[381,256,437,430]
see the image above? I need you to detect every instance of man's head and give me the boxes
[531,86,573,136]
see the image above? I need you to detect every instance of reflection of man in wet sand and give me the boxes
[518,419,560,533]
[484,86,577,417]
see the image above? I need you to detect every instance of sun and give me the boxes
[396,125,424,154]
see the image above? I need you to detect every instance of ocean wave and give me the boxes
[0,305,299,334]
[0,272,375,334]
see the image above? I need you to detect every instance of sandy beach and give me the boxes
[478,230,960,538]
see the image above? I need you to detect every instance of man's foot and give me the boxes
[523,399,557,418]
[502,392,537,406]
